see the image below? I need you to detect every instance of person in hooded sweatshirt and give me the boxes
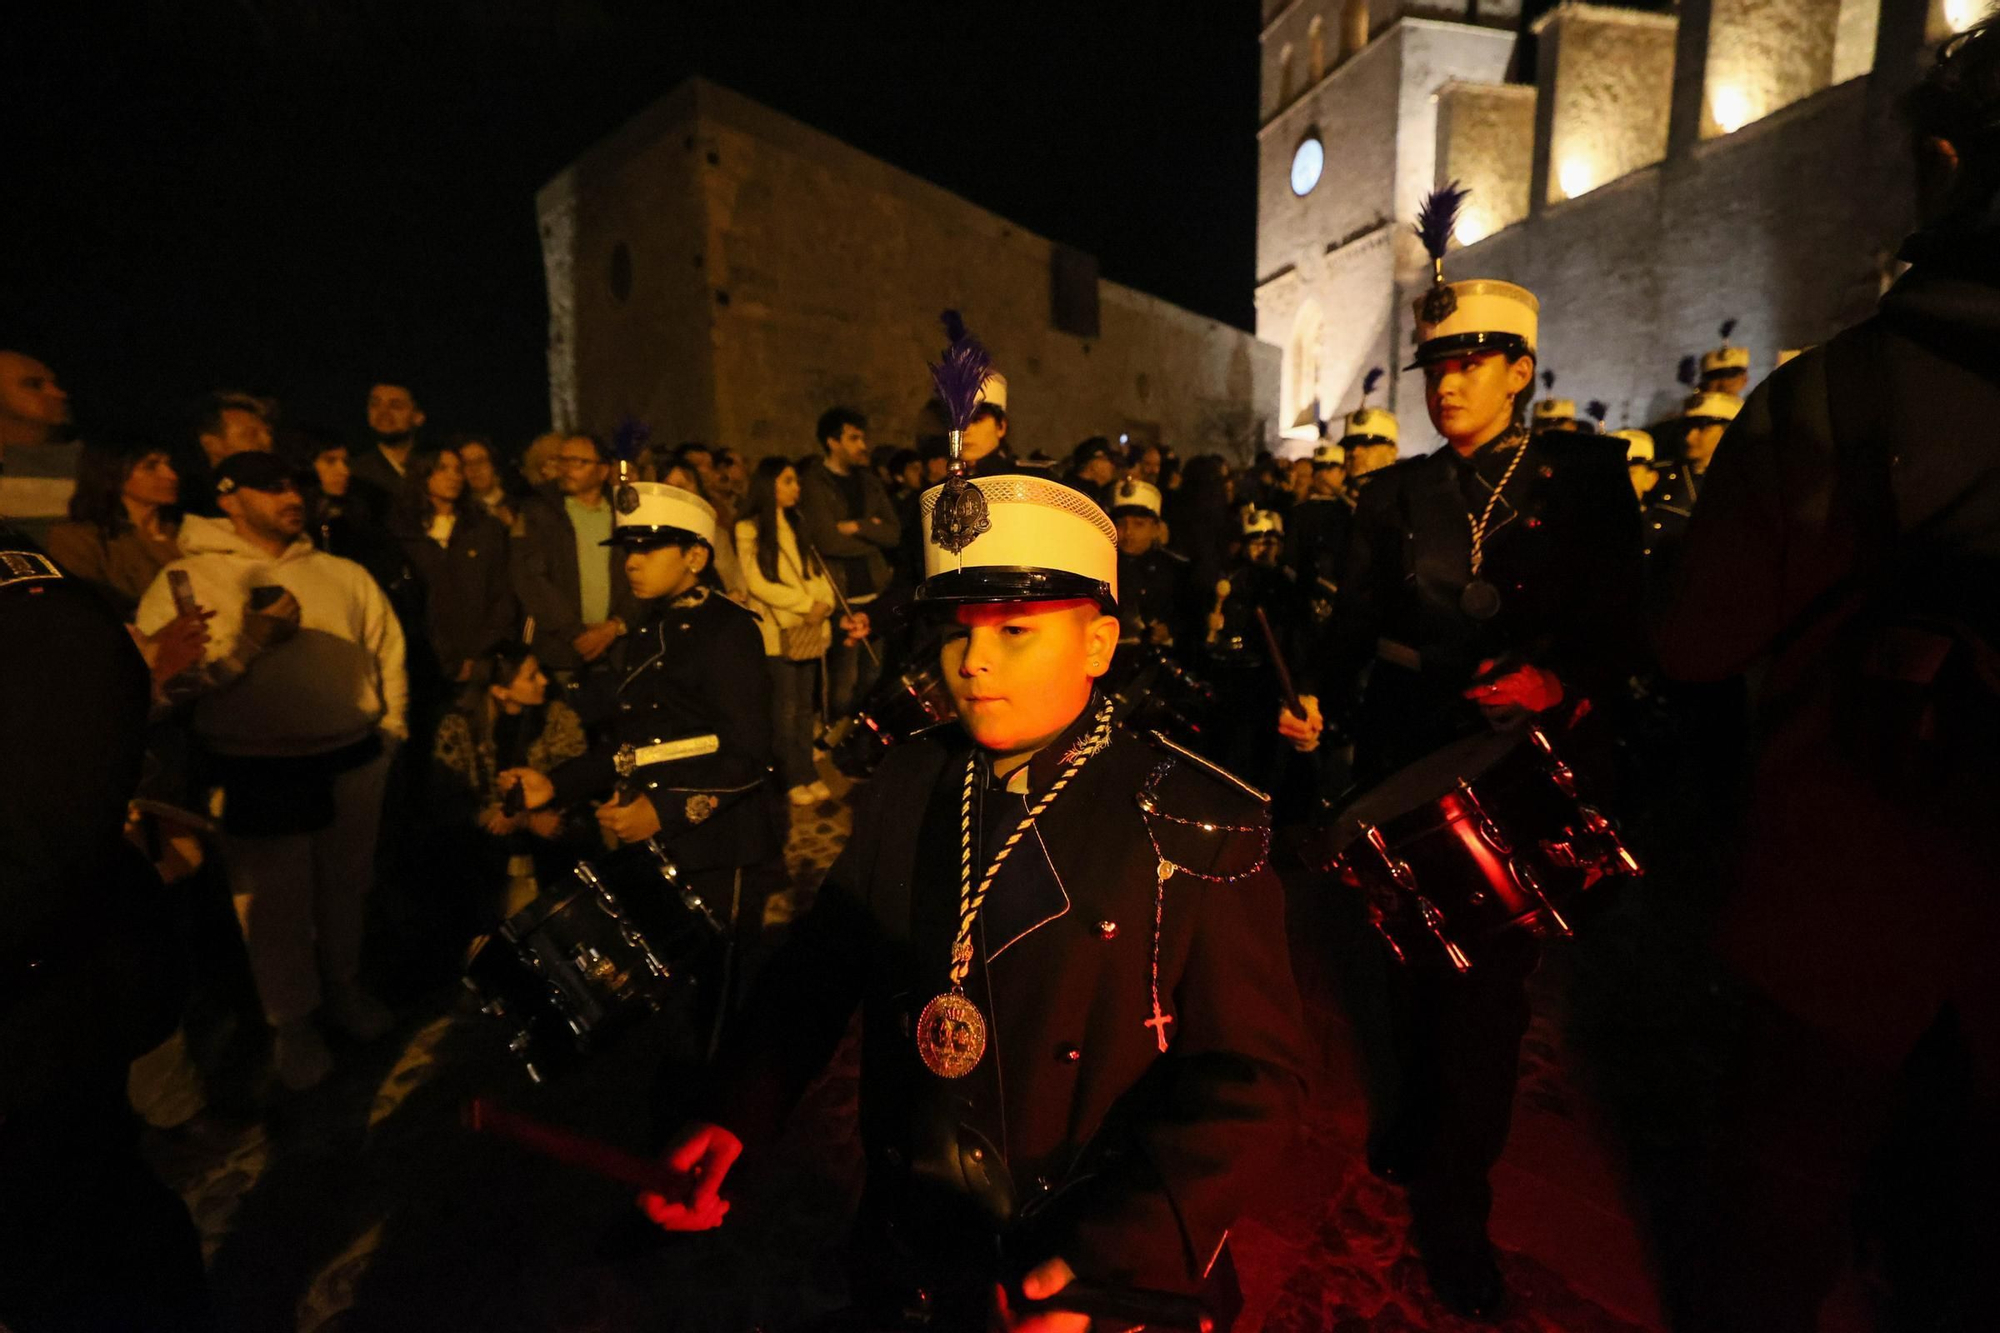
[135,451,408,1094]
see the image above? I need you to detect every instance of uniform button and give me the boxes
[1094,920,1118,939]
[1034,1175,1052,1193]
[1057,1044,1081,1062]
[1651,521,1662,530]
[969,1146,984,1163]
[619,702,632,711]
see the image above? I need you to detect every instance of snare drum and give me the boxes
[1320,726,1640,970]
[827,662,958,778]
[463,843,718,1080]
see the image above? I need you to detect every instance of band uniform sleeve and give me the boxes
[1048,858,1313,1293]
[1306,484,1392,710]
[1539,442,1647,702]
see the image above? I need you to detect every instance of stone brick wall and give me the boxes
[1536,5,1677,205]
[1436,82,1536,238]
[1703,0,1844,137]
[1399,76,1905,431]
[541,81,1278,465]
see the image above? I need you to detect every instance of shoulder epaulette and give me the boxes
[1145,730,1270,804]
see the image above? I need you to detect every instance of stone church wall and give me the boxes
[541,81,1279,465]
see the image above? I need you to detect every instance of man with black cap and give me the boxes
[135,450,409,1093]
[502,480,783,1057]
[1280,187,1643,1316]
[634,331,1310,1331]
[2,384,211,1329]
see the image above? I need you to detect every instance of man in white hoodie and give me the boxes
[136,451,409,1092]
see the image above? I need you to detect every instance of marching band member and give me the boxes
[501,481,783,1058]
[1643,389,1739,573]
[639,319,1310,1333]
[1281,186,1643,1316]
[1108,476,1192,649]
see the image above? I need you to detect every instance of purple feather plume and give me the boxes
[928,309,994,433]
[1540,369,1556,393]
[1719,317,1738,341]
[1677,355,1699,387]
[1413,182,1470,264]
[1362,366,1384,397]
[1586,399,1608,423]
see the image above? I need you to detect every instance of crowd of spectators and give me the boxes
[0,347,1289,1115]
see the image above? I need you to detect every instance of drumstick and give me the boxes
[463,1098,688,1198]
[1254,607,1307,719]
[806,540,882,669]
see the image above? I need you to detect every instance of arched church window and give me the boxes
[1308,16,1327,83]
[1341,0,1368,60]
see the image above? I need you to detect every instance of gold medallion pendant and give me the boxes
[915,990,988,1078]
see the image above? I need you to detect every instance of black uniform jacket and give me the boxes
[1116,545,1194,646]
[1286,494,1355,596]
[551,585,781,874]
[0,525,181,1115]
[1641,460,1703,570]
[1312,431,1645,779]
[704,703,1311,1295]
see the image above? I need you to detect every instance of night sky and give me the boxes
[6,1,1265,451]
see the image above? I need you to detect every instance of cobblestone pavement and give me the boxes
[153,787,1671,1332]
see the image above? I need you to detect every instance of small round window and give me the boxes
[609,242,633,303]
[1290,135,1324,197]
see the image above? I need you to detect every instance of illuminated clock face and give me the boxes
[1290,136,1324,197]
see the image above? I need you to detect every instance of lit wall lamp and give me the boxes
[1710,84,1752,134]
[1944,0,1994,33]
[1557,157,1593,200]
[1456,209,1492,245]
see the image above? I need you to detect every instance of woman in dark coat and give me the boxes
[390,446,516,697]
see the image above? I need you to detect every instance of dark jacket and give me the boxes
[1314,431,1645,780]
[393,507,517,680]
[347,442,413,516]
[797,457,901,600]
[1285,494,1355,596]
[703,704,1311,1302]
[509,484,641,674]
[1115,544,1194,647]
[550,585,780,874]
[1,522,182,1116]
[1655,248,2000,1064]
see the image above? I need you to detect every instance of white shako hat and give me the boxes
[1108,477,1162,518]
[1701,320,1750,376]
[1610,428,1655,464]
[974,370,1008,415]
[1410,184,1541,368]
[604,481,717,548]
[1311,440,1347,468]
[1533,397,1577,423]
[1341,407,1399,446]
[1683,391,1743,424]
[1241,507,1284,538]
[917,474,1118,609]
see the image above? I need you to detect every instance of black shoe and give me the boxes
[1421,1241,1506,1321]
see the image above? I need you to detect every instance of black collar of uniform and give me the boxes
[982,689,1105,799]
